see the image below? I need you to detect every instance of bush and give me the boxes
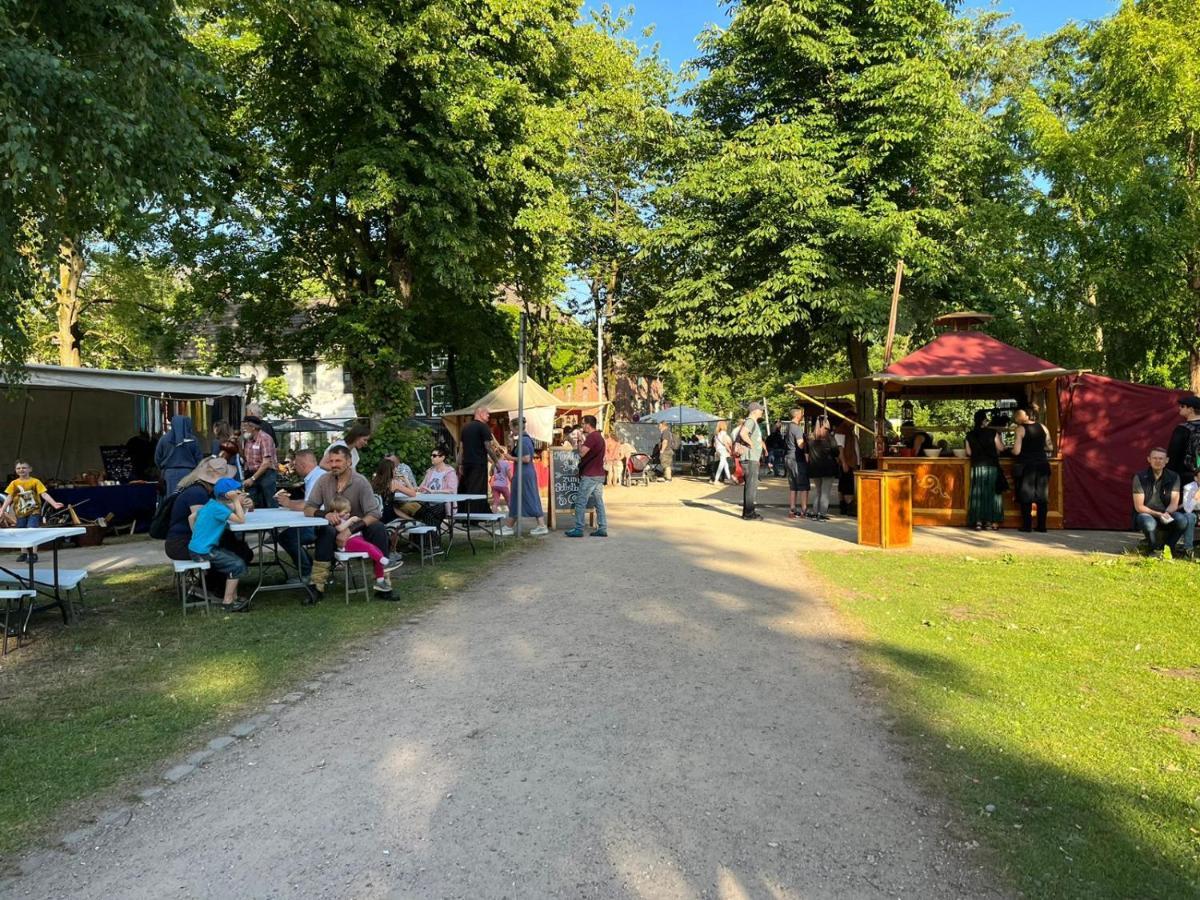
[360,413,437,478]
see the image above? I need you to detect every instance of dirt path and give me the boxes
[7,483,1007,899]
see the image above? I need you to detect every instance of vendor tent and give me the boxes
[641,405,719,426]
[442,373,566,444]
[0,364,250,481]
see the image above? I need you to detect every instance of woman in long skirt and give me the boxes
[965,409,1004,530]
[505,433,549,536]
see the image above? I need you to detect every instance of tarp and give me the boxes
[640,405,719,425]
[1058,373,1188,530]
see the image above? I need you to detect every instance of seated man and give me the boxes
[304,445,394,600]
[1133,447,1195,556]
[273,448,324,577]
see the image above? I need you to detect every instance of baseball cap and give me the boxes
[214,477,241,497]
[1179,396,1200,410]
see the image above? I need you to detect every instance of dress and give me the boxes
[513,435,543,518]
[966,427,1003,526]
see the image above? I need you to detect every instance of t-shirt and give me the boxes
[460,420,492,467]
[1167,421,1200,478]
[785,423,806,461]
[188,498,232,555]
[167,483,211,540]
[1133,467,1181,513]
[579,430,606,478]
[492,459,512,488]
[5,478,47,518]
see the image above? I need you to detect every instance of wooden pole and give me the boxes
[789,387,877,437]
[882,258,905,370]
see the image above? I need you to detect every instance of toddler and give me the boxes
[188,477,249,611]
[328,497,402,591]
[491,456,513,513]
[1,460,66,563]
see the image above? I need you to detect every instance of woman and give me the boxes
[163,457,253,610]
[604,431,622,487]
[806,417,839,520]
[505,431,548,536]
[416,447,459,522]
[712,421,733,485]
[154,415,205,496]
[211,421,243,478]
[965,409,1004,531]
[1013,407,1053,533]
[321,423,371,472]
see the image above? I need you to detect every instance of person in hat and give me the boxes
[1166,396,1200,484]
[240,415,278,509]
[736,403,765,519]
[164,457,254,599]
[187,476,250,611]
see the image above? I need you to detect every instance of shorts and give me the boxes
[785,458,809,491]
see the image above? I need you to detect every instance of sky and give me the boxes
[592,1,1121,74]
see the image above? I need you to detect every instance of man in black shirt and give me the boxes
[459,406,498,514]
[1132,447,1194,556]
[1166,396,1200,482]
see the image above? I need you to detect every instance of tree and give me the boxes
[637,0,1014,396]
[0,0,215,375]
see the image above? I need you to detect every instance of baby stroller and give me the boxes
[623,453,653,486]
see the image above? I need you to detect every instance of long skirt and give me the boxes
[968,464,1003,525]
[513,461,543,518]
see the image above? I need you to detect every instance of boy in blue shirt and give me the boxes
[188,477,249,612]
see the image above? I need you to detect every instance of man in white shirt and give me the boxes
[273,449,323,579]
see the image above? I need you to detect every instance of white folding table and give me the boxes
[0,526,87,628]
[395,493,490,555]
[229,510,327,604]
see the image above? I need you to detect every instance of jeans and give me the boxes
[1135,511,1195,551]
[575,476,607,531]
[713,456,731,483]
[247,468,277,509]
[16,514,41,528]
[811,477,834,516]
[190,546,248,579]
[770,449,785,477]
[742,460,760,517]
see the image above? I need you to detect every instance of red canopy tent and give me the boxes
[883,331,1066,381]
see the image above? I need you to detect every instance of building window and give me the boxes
[413,386,428,416]
[267,360,285,378]
[430,353,448,372]
[429,383,450,416]
[342,368,353,394]
[302,361,317,392]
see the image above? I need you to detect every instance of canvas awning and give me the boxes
[13,363,251,398]
[442,373,601,444]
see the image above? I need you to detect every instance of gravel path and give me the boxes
[6,489,1006,899]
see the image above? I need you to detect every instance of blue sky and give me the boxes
[591,1,1121,74]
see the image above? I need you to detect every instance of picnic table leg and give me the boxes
[246,531,269,606]
[464,515,477,556]
[53,540,73,624]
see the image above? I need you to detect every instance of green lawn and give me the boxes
[0,544,518,857]
[805,552,1200,899]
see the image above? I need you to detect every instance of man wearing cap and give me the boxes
[241,415,278,509]
[737,403,765,520]
[1166,396,1200,483]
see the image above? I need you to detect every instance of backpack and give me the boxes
[148,490,182,539]
[669,431,681,452]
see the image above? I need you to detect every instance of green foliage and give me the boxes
[358,413,437,479]
[256,376,311,420]
[0,0,215,378]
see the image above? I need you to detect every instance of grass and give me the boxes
[0,542,520,858]
[805,551,1200,899]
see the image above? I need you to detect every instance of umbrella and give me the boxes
[641,405,719,426]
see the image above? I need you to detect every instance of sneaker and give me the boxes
[590,529,608,537]
[383,558,404,574]
[817,514,832,521]
[303,584,324,605]
[375,577,393,591]
[564,528,584,538]
[498,526,515,536]
[530,525,549,536]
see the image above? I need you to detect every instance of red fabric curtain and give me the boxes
[1057,374,1188,529]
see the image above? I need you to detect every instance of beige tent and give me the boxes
[442,373,601,444]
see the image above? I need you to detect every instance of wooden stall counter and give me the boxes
[856,470,913,548]
[880,456,1063,529]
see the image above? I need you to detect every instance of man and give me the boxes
[566,415,608,538]
[274,448,324,576]
[658,421,675,482]
[305,446,394,600]
[240,415,278,509]
[784,408,809,520]
[738,402,765,520]
[767,422,787,477]
[1166,396,1200,483]
[244,403,277,444]
[459,407,498,514]
[1132,447,1195,557]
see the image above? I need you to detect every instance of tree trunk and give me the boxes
[1084,282,1104,363]
[56,238,85,367]
[1187,130,1199,393]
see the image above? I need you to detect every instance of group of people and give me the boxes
[1131,395,1200,557]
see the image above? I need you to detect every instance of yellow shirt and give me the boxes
[5,478,48,517]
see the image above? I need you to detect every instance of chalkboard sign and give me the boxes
[550,447,594,528]
[99,446,134,483]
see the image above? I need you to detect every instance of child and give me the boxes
[188,477,249,612]
[491,454,513,514]
[328,497,403,592]
[1,460,66,563]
